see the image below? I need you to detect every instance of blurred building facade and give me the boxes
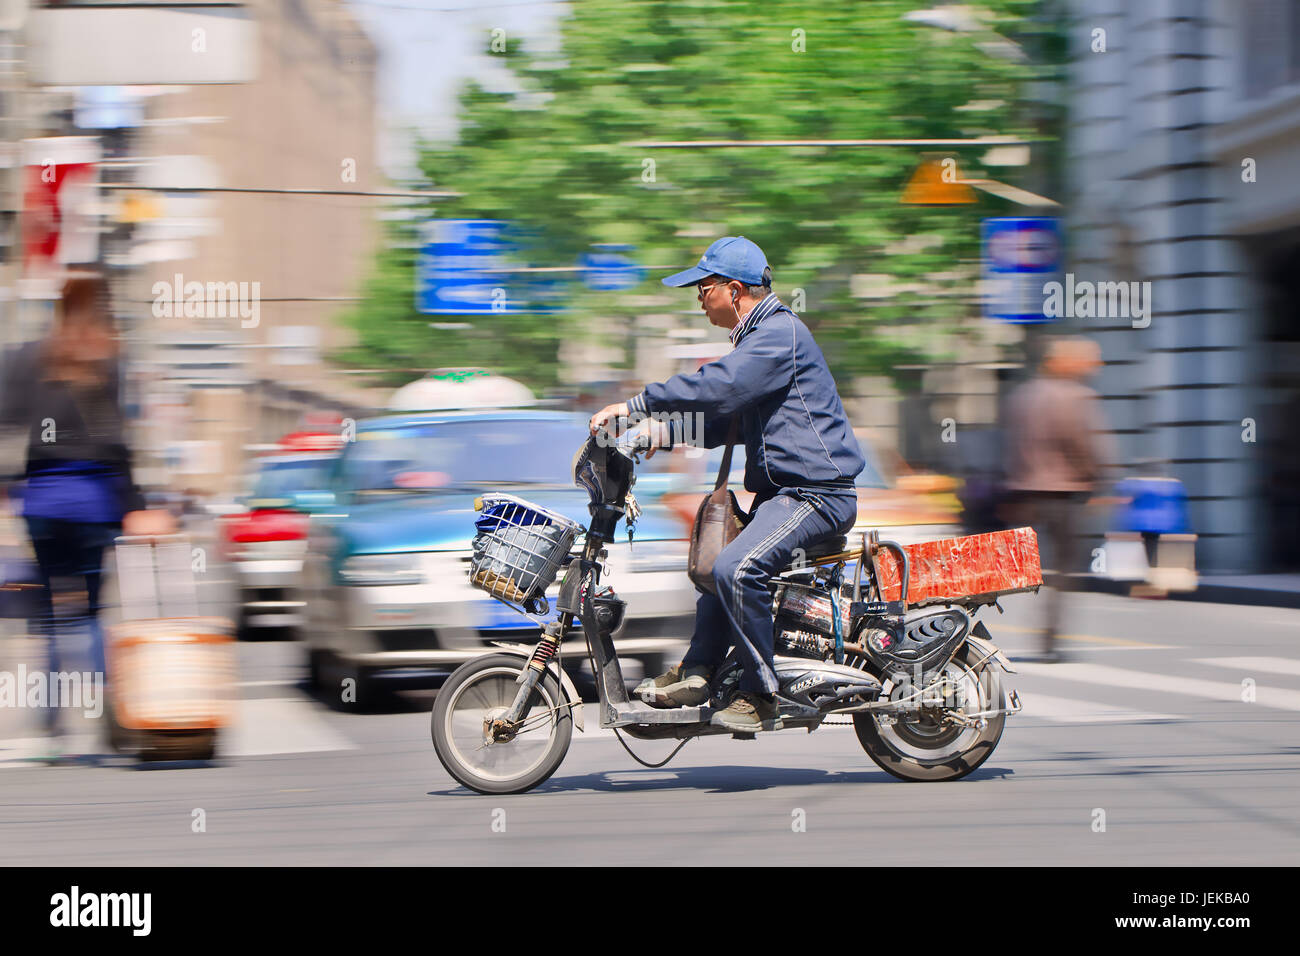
[3,0,385,497]
[124,0,383,494]
[1064,0,1300,572]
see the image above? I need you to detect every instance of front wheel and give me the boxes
[854,642,1006,782]
[431,653,573,795]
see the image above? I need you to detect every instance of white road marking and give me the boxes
[1191,657,1300,677]
[992,623,1169,648]
[222,698,356,756]
[0,697,355,766]
[1014,645,1177,653]
[1016,661,1300,712]
[1015,693,1179,724]
[0,734,99,766]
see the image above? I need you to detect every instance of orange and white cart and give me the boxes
[106,535,237,761]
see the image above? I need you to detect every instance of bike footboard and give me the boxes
[581,589,631,725]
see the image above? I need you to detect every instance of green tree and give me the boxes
[343,0,1054,393]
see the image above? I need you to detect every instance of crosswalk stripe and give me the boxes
[1015,661,1300,712]
[0,734,98,766]
[1191,657,1300,677]
[993,623,1168,649]
[0,696,355,766]
[3,654,1288,765]
[1015,693,1179,724]
[222,697,355,756]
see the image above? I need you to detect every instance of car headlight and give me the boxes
[627,540,689,573]
[339,554,426,586]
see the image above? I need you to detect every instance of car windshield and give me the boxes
[339,418,577,493]
[251,457,330,498]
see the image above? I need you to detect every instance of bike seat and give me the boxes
[783,534,848,569]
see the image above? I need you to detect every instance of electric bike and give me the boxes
[431,430,1025,794]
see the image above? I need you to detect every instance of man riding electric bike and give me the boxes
[588,236,865,733]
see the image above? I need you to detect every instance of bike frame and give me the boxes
[435,438,1031,796]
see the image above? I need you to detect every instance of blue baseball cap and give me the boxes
[662,236,771,287]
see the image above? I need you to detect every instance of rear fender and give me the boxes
[487,641,585,732]
[967,622,1018,674]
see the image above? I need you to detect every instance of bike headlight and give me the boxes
[339,554,426,586]
[627,540,689,573]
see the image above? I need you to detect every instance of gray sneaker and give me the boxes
[711,691,783,732]
[635,663,711,708]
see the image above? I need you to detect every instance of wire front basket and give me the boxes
[468,494,581,611]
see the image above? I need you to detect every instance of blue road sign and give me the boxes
[416,219,516,315]
[982,217,1062,324]
[580,244,645,291]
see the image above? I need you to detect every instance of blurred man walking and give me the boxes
[1003,337,1109,662]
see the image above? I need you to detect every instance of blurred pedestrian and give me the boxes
[1002,337,1109,662]
[0,273,174,754]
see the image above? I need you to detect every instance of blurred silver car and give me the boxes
[301,411,696,702]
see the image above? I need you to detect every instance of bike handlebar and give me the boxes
[606,423,653,458]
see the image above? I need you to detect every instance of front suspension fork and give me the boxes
[494,621,568,734]
[494,536,603,737]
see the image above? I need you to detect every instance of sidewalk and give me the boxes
[1082,572,1300,610]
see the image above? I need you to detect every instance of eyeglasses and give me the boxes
[697,281,727,302]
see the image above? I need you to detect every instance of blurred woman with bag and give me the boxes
[0,273,174,747]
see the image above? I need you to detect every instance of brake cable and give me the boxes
[612,727,691,768]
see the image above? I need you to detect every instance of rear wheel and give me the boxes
[854,642,1006,782]
[431,654,573,795]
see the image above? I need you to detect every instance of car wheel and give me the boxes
[316,654,392,713]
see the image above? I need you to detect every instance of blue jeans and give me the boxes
[682,486,858,695]
[23,517,117,731]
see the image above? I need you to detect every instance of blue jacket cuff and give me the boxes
[669,416,686,448]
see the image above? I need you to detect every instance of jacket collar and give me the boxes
[728,292,783,346]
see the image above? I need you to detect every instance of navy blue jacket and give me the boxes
[627,294,865,496]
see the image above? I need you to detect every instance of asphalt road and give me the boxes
[2,591,1299,866]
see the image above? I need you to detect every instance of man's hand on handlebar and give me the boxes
[638,418,671,459]
[588,402,629,437]
[588,402,671,459]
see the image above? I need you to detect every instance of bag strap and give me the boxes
[714,416,740,491]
